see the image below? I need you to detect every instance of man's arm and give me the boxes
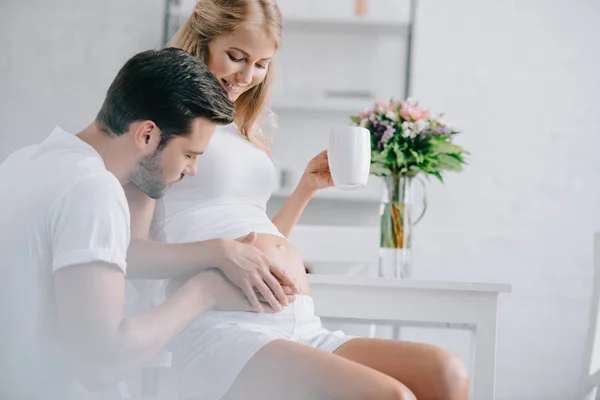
[124,182,226,279]
[127,238,229,279]
[49,176,215,390]
[123,184,298,310]
[53,262,214,391]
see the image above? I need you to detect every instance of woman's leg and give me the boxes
[219,339,416,400]
[334,338,470,400]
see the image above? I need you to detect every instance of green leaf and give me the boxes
[447,152,466,164]
[409,149,424,164]
[370,163,392,176]
[392,142,405,161]
[431,141,465,155]
[384,144,398,167]
[438,154,463,171]
[372,149,388,164]
[350,116,361,125]
[408,165,421,175]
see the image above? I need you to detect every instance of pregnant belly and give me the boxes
[253,233,310,295]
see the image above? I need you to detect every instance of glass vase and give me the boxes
[378,175,427,279]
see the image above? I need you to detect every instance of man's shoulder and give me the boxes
[0,144,40,169]
[61,170,126,207]
[1,134,109,188]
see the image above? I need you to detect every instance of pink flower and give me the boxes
[359,108,373,120]
[399,102,426,121]
[375,101,390,113]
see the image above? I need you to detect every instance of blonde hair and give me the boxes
[169,0,282,152]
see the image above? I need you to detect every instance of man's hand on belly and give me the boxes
[210,232,301,313]
[166,271,295,312]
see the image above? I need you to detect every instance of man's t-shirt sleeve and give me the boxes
[49,173,130,273]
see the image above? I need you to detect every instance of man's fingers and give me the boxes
[282,285,296,295]
[270,265,300,293]
[244,232,257,244]
[234,231,257,244]
[256,292,295,309]
[241,281,263,313]
[261,271,289,307]
[253,277,282,312]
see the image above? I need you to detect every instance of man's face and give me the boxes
[129,118,216,199]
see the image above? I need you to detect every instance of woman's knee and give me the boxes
[375,376,416,400]
[431,349,470,400]
[390,382,417,400]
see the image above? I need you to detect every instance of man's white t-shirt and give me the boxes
[0,126,130,398]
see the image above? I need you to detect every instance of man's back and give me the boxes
[0,126,130,398]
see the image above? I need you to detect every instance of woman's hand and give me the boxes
[271,150,334,237]
[214,233,300,312]
[299,150,334,192]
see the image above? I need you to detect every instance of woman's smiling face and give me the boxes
[207,26,277,102]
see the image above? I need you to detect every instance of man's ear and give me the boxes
[132,120,160,154]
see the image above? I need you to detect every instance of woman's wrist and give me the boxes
[295,176,316,199]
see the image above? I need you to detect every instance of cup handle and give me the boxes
[411,176,428,225]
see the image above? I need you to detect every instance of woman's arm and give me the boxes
[272,150,333,237]
[271,180,314,238]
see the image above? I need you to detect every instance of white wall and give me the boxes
[2,0,600,399]
[0,0,164,161]
[274,0,600,399]
[410,0,600,398]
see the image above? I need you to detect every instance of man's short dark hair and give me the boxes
[95,47,234,149]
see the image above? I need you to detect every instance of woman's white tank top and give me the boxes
[152,124,284,243]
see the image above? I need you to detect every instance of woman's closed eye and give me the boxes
[228,53,268,69]
[228,53,244,63]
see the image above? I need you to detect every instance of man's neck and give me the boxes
[76,123,135,185]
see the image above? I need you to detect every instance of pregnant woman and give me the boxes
[125,1,469,399]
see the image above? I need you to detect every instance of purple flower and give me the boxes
[431,127,447,135]
[377,125,396,148]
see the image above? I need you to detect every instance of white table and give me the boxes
[308,274,512,400]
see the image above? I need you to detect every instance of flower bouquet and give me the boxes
[350,98,468,278]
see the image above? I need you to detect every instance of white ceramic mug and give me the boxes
[327,126,371,190]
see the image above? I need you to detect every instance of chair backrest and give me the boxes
[580,233,600,397]
[288,224,380,275]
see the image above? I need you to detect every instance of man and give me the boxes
[0,48,238,399]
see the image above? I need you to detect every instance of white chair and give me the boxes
[579,233,600,400]
[291,224,511,400]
